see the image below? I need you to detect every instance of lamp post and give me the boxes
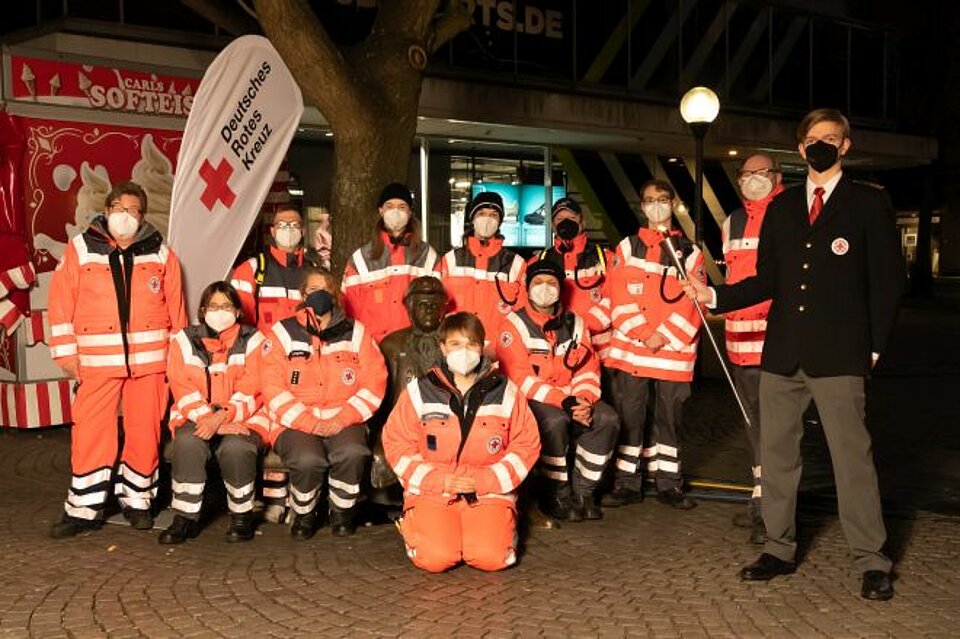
[679,86,720,246]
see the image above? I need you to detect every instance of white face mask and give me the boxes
[204,309,237,333]
[740,174,774,201]
[382,207,410,233]
[446,348,482,376]
[107,211,139,239]
[275,227,302,249]
[642,202,673,225]
[473,216,499,239]
[529,282,560,308]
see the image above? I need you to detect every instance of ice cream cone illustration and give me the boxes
[49,73,61,97]
[78,71,93,99]
[21,63,35,99]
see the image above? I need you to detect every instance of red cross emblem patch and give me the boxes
[341,368,357,386]
[199,157,237,211]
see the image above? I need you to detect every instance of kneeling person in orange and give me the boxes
[261,269,387,538]
[48,181,187,538]
[160,282,265,544]
[383,313,540,573]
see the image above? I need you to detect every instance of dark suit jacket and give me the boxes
[715,175,905,377]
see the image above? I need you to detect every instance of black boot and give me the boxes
[158,515,200,544]
[539,489,572,522]
[122,507,155,530]
[290,512,317,540]
[225,513,255,543]
[50,514,102,539]
[567,493,585,523]
[329,508,357,537]
[601,486,643,508]
[578,492,603,521]
[656,487,697,510]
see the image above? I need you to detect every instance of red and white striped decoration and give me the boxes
[0,379,74,429]
[0,299,24,338]
[23,309,49,346]
[0,261,36,337]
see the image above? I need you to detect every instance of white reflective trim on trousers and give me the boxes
[228,499,254,514]
[171,497,203,514]
[117,495,152,510]
[171,480,205,496]
[177,391,203,410]
[726,318,767,333]
[574,459,603,482]
[64,503,99,520]
[269,391,296,413]
[263,487,287,499]
[658,460,680,473]
[50,344,78,357]
[79,349,166,367]
[490,462,515,494]
[328,492,356,510]
[658,444,679,458]
[576,446,611,466]
[617,445,641,458]
[224,481,255,499]
[328,477,360,495]
[752,465,762,479]
[71,468,112,489]
[539,454,566,467]
[51,323,75,337]
[289,485,319,503]
[66,489,109,506]
[752,486,762,499]
[501,452,529,481]
[76,329,169,347]
[117,464,158,489]
[542,469,568,481]
[616,459,638,473]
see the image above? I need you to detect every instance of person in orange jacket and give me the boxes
[230,206,325,332]
[341,183,439,343]
[160,281,265,545]
[383,312,540,573]
[260,267,387,538]
[497,259,620,522]
[723,153,785,543]
[604,179,705,511]
[439,192,525,340]
[47,181,187,538]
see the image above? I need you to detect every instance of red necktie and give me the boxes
[809,186,825,225]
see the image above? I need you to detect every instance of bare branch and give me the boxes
[428,0,472,54]
[254,0,370,126]
[179,0,259,35]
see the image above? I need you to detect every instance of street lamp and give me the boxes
[680,86,720,246]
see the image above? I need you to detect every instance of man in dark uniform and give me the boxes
[685,108,905,601]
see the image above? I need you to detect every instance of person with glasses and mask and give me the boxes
[497,259,620,523]
[439,192,526,341]
[230,206,324,332]
[342,183,439,343]
[683,108,905,601]
[259,267,387,539]
[160,282,265,544]
[722,153,785,545]
[604,179,705,511]
[48,181,187,538]
[383,312,540,572]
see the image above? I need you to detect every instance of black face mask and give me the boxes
[555,218,580,241]
[804,140,840,173]
[305,290,334,317]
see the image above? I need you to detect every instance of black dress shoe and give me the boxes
[539,494,571,521]
[122,508,155,530]
[290,513,317,540]
[656,487,697,510]
[574,493,603,520]
[158,515,200,545]
[50,515,102,539]
[601,487,643,508]
[329,509,357,537]
[861,570,894,601]
[225,513,255,543]
[740,553,796,581]
[566,494,586,523]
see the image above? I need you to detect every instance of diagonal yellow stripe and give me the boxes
[554,147,621,245]
[582,0,651,84]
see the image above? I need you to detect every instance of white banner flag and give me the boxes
[168,35,303,319]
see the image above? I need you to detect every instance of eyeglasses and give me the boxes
[642,196,672,205]
[206,303,236,312]
[739,168,779,179]
[804,135,845,147]
[274,221,303,230]
[109,205,141,216]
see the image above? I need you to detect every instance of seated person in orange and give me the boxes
[382,312,540,572]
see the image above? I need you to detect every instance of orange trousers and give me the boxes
[64,373,167,520]
[400,497,517,572]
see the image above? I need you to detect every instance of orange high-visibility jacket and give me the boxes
[383,366,540,504]
[721,187,782,366]
[341,231,439,342]
[439,236,525,339]
[258,308,387,444]
[230,245,324,332]
[48,218,187,378]
[606,227,705,382]
[167,323,264,437]
[495,305,601,407]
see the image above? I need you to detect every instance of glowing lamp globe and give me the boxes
[680,87,720,124]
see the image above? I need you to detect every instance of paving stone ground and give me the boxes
[1,298,958,638]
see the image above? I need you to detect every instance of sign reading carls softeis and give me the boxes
[168,35,304,319]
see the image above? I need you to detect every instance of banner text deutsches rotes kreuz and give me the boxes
[219,61,275,171]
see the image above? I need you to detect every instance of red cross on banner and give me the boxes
[198,158,237,211]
